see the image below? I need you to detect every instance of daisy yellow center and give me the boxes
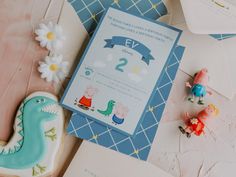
[46,32,55,40]
[49,64,59,71]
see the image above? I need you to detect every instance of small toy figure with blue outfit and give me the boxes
[186,68,212,105]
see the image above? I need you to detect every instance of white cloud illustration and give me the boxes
[93,61,106,68]
[128,73,142,82]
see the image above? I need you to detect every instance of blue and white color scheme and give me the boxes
[68,0,168,34]
[210,34,236,40]
[104,36,154,65]
[67,45,185,160]
[61,7,182,136]
[68,0,235,40]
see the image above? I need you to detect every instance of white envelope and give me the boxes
[176,23,234,99]
[170,0,236,100]
[63,141,173,177]
[180,0,236,34]
[58,1,89,78]
[220,37,236,96]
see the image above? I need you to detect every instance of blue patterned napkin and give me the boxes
[68,0,167,34]
[210,34,236,40]
[68,0,235,40]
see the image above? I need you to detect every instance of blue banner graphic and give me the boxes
[104,36,154,65]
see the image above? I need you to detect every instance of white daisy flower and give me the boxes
[35,22,65,52]
[38,54,69,83]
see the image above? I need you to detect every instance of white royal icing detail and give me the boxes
[0,102,24,155]
[0,92,64,177]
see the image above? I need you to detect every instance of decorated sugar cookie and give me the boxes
[0,92,64,177]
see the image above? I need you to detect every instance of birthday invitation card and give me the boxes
[61,7,181,136]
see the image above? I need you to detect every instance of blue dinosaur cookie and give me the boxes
[0,92,64,177]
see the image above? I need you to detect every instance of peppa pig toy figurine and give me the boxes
[112,103,129,125]
[186,68,212,105]
[179,104,219,138]
[75,85,98,110]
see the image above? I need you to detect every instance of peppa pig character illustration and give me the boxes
[112,103,129,125]
[186,68,212,105]
[179,104,219,138]
[75,85,98,110]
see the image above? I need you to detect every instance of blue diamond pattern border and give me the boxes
[68,0,167,34]
[210,34,236,40]
[67,45,185,161]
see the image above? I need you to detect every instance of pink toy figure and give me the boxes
[186,68,212,105]
[179,104,219,138]
[112,103,129,125]
[75,86,98,110]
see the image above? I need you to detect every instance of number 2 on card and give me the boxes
[115,58,128,72]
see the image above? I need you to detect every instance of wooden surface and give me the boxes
[0,0,63,142]
[0,0,87,176]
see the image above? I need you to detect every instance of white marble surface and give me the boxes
[147,2,236,175]
[148,70,236,177]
